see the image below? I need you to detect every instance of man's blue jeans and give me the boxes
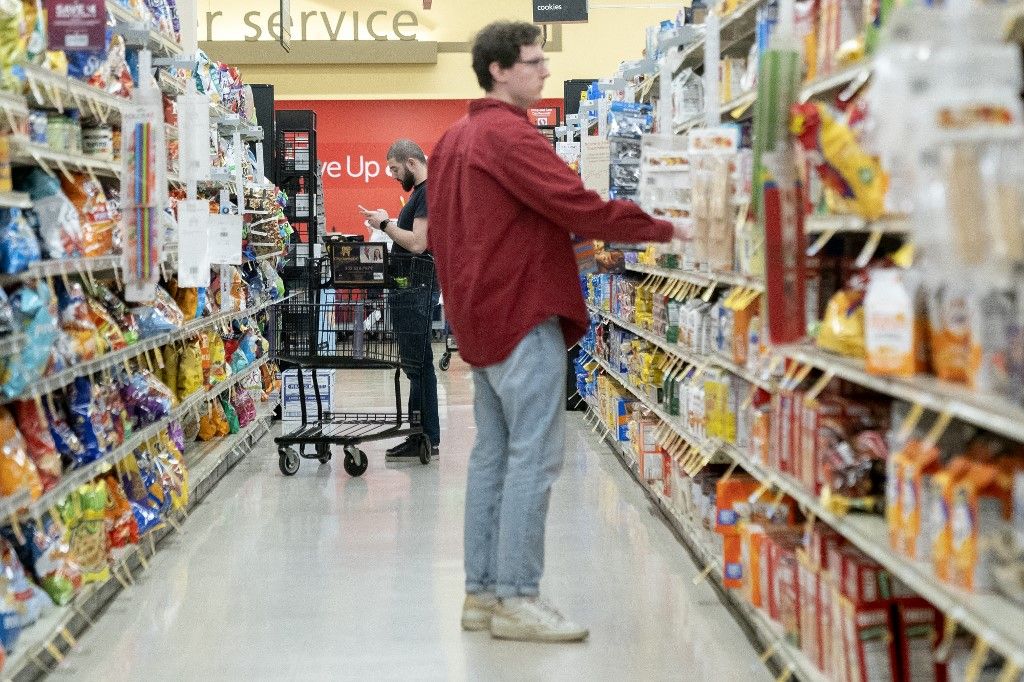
[464,318,566,598]
[393,287,441,447]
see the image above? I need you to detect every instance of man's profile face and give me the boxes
[388,158,416,192]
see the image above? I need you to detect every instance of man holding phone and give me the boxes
[360,139,441,460]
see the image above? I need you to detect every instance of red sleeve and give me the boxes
[483,119,673,244]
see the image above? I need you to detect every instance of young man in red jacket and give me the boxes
[428,21,683,643]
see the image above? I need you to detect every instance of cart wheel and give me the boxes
[316,443,332,464]
[439,353,451,371]
[417,435,432,465]
[278,448,300,476]
[343,447,369,477]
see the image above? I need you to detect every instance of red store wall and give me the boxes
[276,98,563,239]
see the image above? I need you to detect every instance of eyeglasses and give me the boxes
[516,57,550,68]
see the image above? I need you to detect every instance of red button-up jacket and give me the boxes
[427,98,674,368]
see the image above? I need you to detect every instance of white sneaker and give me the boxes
[461,592,499,631]
[490,597,590,643]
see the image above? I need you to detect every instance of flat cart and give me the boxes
[271,238,436,477]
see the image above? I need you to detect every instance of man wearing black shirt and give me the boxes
[361,139,441,460]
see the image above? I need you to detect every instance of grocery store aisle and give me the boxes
[51,352,770,682]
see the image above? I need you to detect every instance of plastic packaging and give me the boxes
[220,395,239,434]
[0,208,41,274]
[61,175,116,257]
[12,401,61,491]
[120,370,175,427]
[177,339,203,399]
[0,407,42,500]
[231,387,256,427]
[86,282,139,345]
[0,538,48,629]
[103,474,139,549]
[59,282,105,361]
[60,482,110,583]
[16,169,83,259]
[67,377,111,465]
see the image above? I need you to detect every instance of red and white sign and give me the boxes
[47,0,105,51]
[527,107,561,127]
[276,98,562,238]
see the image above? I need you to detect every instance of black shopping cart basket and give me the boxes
[270,238,436,477]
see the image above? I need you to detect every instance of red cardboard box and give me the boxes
[838,597,900,682]
[842,549,891,605]
[893,598,947,682]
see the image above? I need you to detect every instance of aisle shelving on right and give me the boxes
[582,2,1024,680]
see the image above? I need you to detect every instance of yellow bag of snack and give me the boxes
[162,344,179,401]
[177,339,203,400]
[207,332,228,385]
[174,287,198,320]
[158,432,189,510]
[817,289,866,358]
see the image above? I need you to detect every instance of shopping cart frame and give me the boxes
[271,241,436,477]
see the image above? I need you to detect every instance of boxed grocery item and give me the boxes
[841,548,893,605]
[723,533,744,588]
[715,476,761,535]
[949,459,1019,593]
[838,596,900,682]
[799,549,824,670]
[892,598,946,682]
[281,369,334,420]
[932,457,973,583]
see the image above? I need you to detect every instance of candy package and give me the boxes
[177,339,203,400]
[60,482,110,584]
[12,401,61,491]
[103,474,138,549]
[132,287,185,339]
[61,175,116,257]
[67,376,113,465]
[58,282,105,361]
[120,370,174,427]
[15,169,83,259]
[0,208,41,274]
[0,407,42,500]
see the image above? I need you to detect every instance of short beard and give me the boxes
[400,168,415,192]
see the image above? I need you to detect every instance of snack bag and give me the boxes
[231,386,256,427]
[207,332,228,385]
[85,281,139,345]
[132,287,186,339]
[174,286,198,320]
[99,378,132,445]
[197,407,217,441]
[198,332,211,386]
[817,288,866,358]
[60,174,115,257]
[0,407,42,500]
[0,207,41,274]
[180,410,199,443]
[120,370,175,427]
[103,474,138,549]
[28,517,82,605]
[86,297,128,351]
[156,433,187,510]
[58,282,105,362]
[1,282,58,398]
[0,538,48,629]
[67,376,113,463]
[220,395,239,434]
[44,399,87,467]
[161,344,180,400]
[16,169,83,259]
[118,454,162,536]
[177,339,203,400]
[60,481,110,584]
[12,401,61,491]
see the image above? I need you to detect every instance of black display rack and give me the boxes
[274,109,321,244]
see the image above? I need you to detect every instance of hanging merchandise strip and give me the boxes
[582,402,828,682]
[585,338,1024,669]
[1,404,275,681]
[587,303,775,391]
[0,292,295,407]
[626,262,766,294]
[19,63,125,125]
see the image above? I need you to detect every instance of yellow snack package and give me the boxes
[816,289,866,358]
[207,331,228,385]
[162,344,179,401]
[0,407,42,500]
[177,339,204,400]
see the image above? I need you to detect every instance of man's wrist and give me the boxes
[380,218,390,231]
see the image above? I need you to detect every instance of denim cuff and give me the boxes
[496,584,540,599]
[466,581,494,595]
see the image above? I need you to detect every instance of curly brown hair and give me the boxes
[471,21,543,92]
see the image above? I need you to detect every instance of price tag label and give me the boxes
[209,214,243,265]
[177,200,210,287]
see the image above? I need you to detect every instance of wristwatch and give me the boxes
[379,219,390,231]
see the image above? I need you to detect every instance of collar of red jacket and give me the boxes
[468,97,529,120]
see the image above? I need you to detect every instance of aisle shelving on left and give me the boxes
[0,2,295,675]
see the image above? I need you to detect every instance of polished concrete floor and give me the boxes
[52,351,772,681]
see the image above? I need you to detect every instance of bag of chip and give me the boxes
[94,379,130,447]
[86,297,127,351]
[85,281,139,345]
[118,454,163,536]
[132,287,185,339]
[2,282,58,399]
[161,344,179,401]
[43,399,87,468]
[207,332,227,386]
[167,420,185,455]
[120,370,174,427]
[0,537,48,629]
[197,408,217,441]
[58,282,105,362]
[0,407,42,501]
[60,174,115,257]
[15,168,84,259]
[27,517,81,606]
[12,401,61,492]
[174,286,198,320]
[0,207,41,274]
[231,387,256,427]
[157,432,188,510]
[67,376,112,464]
[60,481,110,584]
[177,339,203,400]
[180,410,199,443]
[220,395,239,435]
[103,474,138,549]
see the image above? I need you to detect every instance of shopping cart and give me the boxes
[439,322,458,372]
[270,238,436,477]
